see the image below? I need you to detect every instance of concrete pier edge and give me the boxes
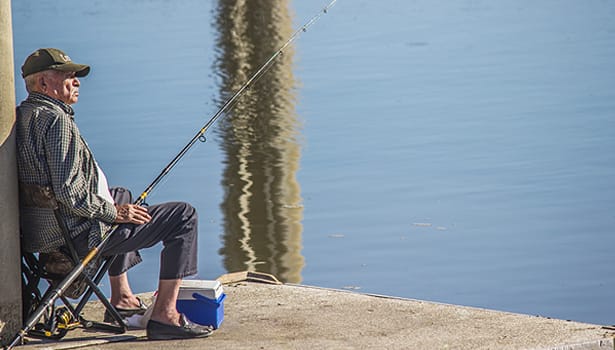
[10,272,615,350]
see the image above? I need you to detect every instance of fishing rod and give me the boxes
[7,1,337,349]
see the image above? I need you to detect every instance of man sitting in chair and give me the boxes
[15,48,211,340]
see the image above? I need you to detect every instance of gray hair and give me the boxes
[24,71,47,93]
[24,72,40,93]
[24,70,63,93]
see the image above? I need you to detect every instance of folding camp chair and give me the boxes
[11,184,126,347]
[19,248,126,340]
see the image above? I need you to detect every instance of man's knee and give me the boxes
[177,201,197,222]
[167,201,198,233]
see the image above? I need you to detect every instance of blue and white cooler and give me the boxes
[176,279,226,329]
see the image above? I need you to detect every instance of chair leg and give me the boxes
[73,257,126,333]
[21,255,43,322]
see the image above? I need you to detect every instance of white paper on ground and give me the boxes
[125,295,156,329]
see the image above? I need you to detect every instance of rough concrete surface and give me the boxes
[11,281,615,350]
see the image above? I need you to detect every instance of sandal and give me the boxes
[103,296,148,323]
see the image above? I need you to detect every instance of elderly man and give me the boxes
[16,48,211,340]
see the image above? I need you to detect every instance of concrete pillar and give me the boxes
[0,0,22,346]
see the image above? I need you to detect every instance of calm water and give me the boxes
[12,0,615,324]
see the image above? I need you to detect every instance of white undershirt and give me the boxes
[96,163,115,204]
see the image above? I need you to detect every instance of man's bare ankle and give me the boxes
[150,312,181,326]
[112,296,140,309]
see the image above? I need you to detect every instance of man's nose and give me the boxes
[73,78,80,86]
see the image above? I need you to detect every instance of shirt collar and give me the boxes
[27,92,75,116]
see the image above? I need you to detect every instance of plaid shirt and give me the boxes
[16,92,117,252]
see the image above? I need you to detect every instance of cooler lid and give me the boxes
[178,279,223,300]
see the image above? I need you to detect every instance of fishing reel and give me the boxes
[28,305,80,340]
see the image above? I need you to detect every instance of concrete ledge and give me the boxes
[13,279,615,350]
[535,339,614,350]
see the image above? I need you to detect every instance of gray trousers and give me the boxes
[74,187,198,279]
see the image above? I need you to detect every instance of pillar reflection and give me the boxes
[214,0,305,283]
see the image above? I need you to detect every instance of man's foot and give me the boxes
[146,314,213,340]
[104,296,148,323]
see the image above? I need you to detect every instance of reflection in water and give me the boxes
[214,1,305,283]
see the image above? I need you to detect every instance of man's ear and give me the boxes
[38,75,47,91]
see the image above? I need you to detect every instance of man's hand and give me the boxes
[114,204,152,225]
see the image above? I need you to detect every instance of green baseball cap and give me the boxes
[21,48,90,78]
